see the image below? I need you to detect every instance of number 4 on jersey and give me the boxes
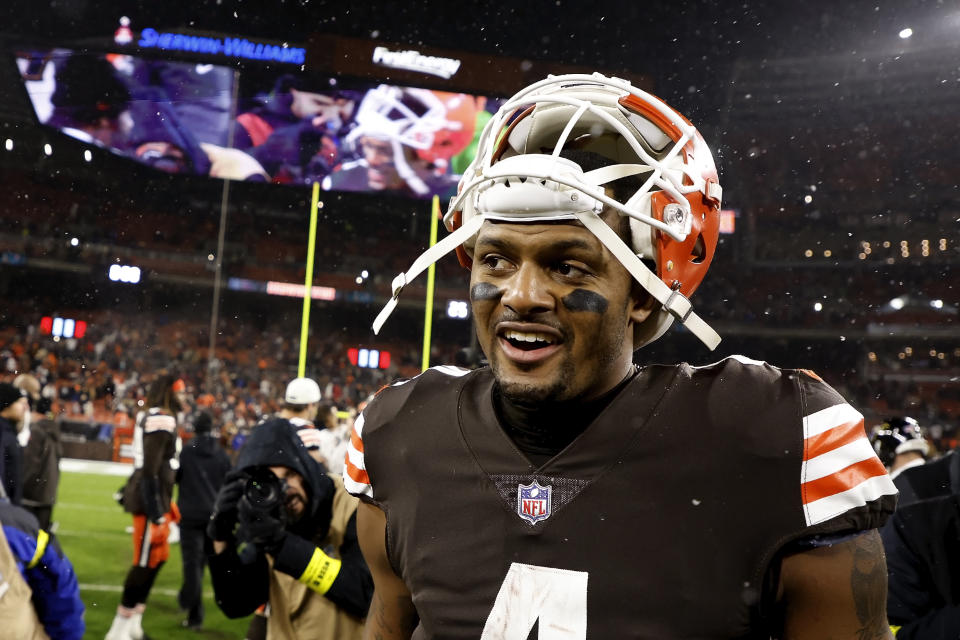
[481,563,588,639]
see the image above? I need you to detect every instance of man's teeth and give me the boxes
[504,330,555,345]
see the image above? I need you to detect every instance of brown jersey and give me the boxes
[344,358,897,639]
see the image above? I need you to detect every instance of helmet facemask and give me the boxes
[345,86,472,195]
[372,73,723,351]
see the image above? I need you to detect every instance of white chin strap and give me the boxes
[372,155,720,350]
[372,214,484,335]
[372,206,719,350]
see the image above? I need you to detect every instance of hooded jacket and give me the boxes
[234,416,334,537]
[209,418,371,638]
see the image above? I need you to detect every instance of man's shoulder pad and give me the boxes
[143,413,177,434]
[362,366,474,436]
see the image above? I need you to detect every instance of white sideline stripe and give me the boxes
[56,529,128,538]
[804,474,898,526]
[61,458,133,476]
[343,474,373,499]
[79,583,213,598]
[347,413,367,472]
[803,403,862,439]
[801,438,877,483]
[346,444,365,474]
[55,502,124,512]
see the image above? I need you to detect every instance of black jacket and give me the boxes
[22,417,62,508]
[0,416,22,505]
[208,418,372,620]
[176,434,232,526]
[883,451,960,638]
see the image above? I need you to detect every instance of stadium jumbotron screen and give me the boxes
[16,48,501,200]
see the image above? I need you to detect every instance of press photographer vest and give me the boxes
[265,473,364,640]
[0,523,49,640]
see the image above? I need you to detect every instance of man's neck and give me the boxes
[493,367,638,466]
[280,409,312,422]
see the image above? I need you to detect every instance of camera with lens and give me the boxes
[243,467,288,520]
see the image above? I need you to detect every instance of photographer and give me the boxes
[207,417,372,638]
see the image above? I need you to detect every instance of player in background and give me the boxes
[322,86,477,198]
[107,373,185,640]
[870,417,931,481]
[345,73,898,638]
[278,377,327,464]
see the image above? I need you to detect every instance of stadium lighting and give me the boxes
[813,302,823,312]
[108,264,141,284]
[803,195,813,204]
[361,270,369,279]
[355,276,363,284]
[43,143,52,156]
[889,297,906,310]
[4,139,11,151]
[931,299,944,309]
[41,316,87,338]
[447,300,470,319]
[83,149,92,162]
[899,27,913,39]
[70,237,79,247]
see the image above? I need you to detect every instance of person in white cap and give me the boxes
[279,377,324,461]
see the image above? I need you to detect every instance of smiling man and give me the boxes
[346,73,898,639]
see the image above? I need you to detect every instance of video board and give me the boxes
[15,48,500,200]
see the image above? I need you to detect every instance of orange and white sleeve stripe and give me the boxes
[343,412,373,499]
[801,402,897,526]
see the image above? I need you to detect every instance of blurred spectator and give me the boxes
[46,54,131,148]
[279,377,324,464]
[175,411,231,630]
[0,499,85,640]
[107,374,184,640]
[14,373,62,530]
[235,74,356,151]
[313,405,351,476]
[869,416,931,480]
[322,86,474,198]
[125,59,234,147]
[0,382,28,504]
[881,447,960,637]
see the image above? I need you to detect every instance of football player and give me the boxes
[322,85,474,197]
[345,73,898,638]
[870,416,930,480]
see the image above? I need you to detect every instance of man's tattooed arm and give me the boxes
[779,530,894,640]
[851,531,892,639]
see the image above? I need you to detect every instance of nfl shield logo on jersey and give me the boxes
[517,480,552,524]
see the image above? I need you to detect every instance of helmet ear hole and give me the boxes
[690,234,706,264]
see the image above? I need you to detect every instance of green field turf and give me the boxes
[55,471,252,638]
